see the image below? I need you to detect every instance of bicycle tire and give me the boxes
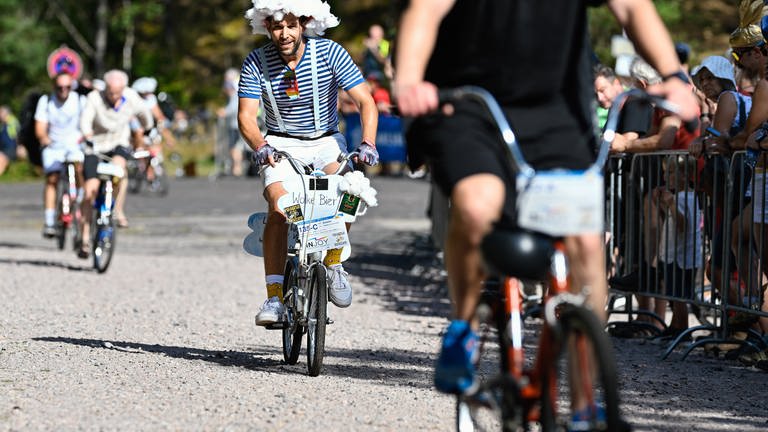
[127,163,143,194]
[282,258,303,365]
[92,187,117,274]
[539,305,623,432]
[152,163,169,196]
[455,288,523,432]
[306,264,327,377]
[55,178,68,250]
[71,207,82,252]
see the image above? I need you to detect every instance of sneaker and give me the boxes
[434,320,479,394]
[569,404,606,432]
[328,264,352,308]
[42,224,57,238]
[254,296,285,326]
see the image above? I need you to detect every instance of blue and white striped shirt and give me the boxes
[239,37,365,137]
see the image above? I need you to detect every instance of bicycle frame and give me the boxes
[91,154,124,273]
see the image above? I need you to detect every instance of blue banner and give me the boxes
[343,113,406,163]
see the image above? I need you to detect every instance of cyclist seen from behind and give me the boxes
[395,0,699,397]
[36,72,87,238]
[78,69,153,258]
[237,0,379,326]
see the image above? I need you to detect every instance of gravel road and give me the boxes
[1,176,767,431]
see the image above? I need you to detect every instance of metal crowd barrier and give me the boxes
[606,150,768,360]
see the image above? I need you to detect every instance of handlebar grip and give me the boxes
[437,89,459,104]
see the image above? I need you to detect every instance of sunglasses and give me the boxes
[55,85,72,91]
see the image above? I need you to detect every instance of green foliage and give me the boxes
[0,0,745,116]
[0,159,41,183]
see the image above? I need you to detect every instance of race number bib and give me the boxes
[516,171,603,236]
[294,215,349,254]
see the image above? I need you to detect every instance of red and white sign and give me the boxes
[46,46,83,79]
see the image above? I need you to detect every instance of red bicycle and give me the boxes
[437,88,681,431]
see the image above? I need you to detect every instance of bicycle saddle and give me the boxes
[481,228,556,281]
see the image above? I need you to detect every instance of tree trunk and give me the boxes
[122,0,134,73]
[94,0,108,77]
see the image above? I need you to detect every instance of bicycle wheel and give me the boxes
[456,289,522,432]
[92,190,117,274]
[151,162,169,195]
[306,264,327,376]
[539,305,623,432]
[282,258,303,365]
[55,178,68,250]
[127,162,143,194]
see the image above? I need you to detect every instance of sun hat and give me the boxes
[691,56,737,90]
[729,0,766,48]
[245,0,340,38]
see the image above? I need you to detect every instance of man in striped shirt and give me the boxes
[238,0,379,326]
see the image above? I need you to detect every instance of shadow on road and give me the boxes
[345,231,451,319]
[0,241,53,251]
[0,257,92,272]
[33,336,435,386]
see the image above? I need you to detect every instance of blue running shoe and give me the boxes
[434,320,479,394]
[569,403,606,432]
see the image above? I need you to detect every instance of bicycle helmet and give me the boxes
[245,0,339,37]
[132,77,158,95]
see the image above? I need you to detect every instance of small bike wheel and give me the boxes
[282,258,303,365]
[92,206,117,274]
[306,264,327,376]
[539,305,623,432]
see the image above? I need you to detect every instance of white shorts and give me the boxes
[262,133,348,187]
[42,142,85,174]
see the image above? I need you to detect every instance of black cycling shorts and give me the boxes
[83,146,133,180]
[406,99,595,225]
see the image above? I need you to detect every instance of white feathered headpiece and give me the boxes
[245,0,340,37]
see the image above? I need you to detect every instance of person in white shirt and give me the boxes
[35,72,87,238]
[77,69,153,258]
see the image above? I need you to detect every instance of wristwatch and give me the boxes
[662,70,691,85]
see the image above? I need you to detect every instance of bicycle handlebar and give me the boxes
[271,150,359,176]
[437,86,697,177]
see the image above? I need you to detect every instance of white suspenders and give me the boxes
[256,38,322,136]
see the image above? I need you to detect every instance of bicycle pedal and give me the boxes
[264,322,289,330]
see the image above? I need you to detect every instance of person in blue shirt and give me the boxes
[238,0,379,326]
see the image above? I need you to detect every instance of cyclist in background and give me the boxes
[35,72,87,238]
[78,69,153,258]
[395,0,698,397]
[237,0,379,326]
[132,76,176,149]
[131,76,174,184]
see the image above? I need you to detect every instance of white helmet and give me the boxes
[245,0,339,37]
[132,77,158,94]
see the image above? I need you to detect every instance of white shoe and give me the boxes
[328,264,352,308]
[254,296,285,326]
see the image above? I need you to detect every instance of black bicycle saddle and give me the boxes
[481,228,556,281]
